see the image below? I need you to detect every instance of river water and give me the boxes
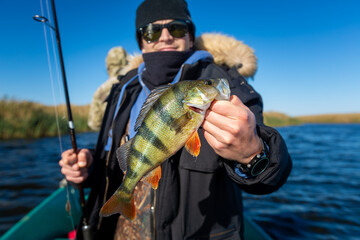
[0,124,359,239]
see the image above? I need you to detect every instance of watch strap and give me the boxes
[235,138,270,177]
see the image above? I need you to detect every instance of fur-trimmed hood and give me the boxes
[88,33,257,130]
[124,33,257,78]
[194,33,257,78]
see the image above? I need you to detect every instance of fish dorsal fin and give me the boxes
[134,85,172,132]
[116,139,133,172]
[185,131,201,157]
[143,165,162,190]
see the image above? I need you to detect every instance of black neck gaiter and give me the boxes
[141,50,193,90]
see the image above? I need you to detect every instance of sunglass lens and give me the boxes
[143,24,162,42]
[168,22,188,38]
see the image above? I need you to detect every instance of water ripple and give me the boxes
[1,126,360,239]
[244,124,360,240]
[0,132,98,235]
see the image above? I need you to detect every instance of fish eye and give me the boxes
[204,80,212,85]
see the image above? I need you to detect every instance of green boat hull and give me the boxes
[1,186,271,240]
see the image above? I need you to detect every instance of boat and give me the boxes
[1,185,272,240]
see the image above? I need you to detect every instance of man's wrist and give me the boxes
[240,136,263,165]
[234,138,270,177]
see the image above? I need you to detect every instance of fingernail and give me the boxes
[78,161,86,167]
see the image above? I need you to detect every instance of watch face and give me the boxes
[251,157,270,176]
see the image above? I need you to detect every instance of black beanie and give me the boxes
[135,0,195,47]
[136,0,192,28]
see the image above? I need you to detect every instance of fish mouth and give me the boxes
[189,106,203,114]
[187,102,211,115]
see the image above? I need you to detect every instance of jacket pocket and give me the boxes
[187,225,240,240]
[209,225,239,240]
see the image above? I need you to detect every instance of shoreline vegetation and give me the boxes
[1,99,359,140]
[0,99,90,140]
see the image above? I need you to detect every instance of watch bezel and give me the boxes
[249,153,269,176]
[237,139,270,177]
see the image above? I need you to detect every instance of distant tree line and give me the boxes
[0,98,359,140]
[0,98,91,139]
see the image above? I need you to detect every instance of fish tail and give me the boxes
[99,190,135,220]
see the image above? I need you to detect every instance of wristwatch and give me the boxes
[236,139,270,177]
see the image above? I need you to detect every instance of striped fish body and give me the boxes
[100,78,230,219]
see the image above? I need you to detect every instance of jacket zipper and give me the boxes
[147,66,187,239]
[151,188,156,240]
[148,66,186,239]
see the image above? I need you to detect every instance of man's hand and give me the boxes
[59,148,93,184]
[202,95,262,164]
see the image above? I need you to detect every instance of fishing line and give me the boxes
[40,0,63,154]
[44,0,67,120]
[39,0,76,231]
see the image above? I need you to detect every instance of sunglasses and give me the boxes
[138,20,190,43]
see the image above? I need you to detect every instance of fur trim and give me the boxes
[88,33,258,129]
[121,53,144,73]
[194,33,257,78]
[125,33,257,78]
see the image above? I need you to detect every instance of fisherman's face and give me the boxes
[140,19,193,53]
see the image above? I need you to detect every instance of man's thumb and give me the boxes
[77,151,87,168]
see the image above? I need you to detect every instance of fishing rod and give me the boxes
[33,0,92,239]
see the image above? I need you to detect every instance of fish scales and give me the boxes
[134,83,195,162]
[115,85,190,204]
[115,86,188,201]
[99,79,231,220]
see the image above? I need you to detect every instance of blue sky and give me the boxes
[1,0,359,116]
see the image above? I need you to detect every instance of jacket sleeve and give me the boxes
[224,125,292,195]
[196,63,292,194]
[223,68,292,195]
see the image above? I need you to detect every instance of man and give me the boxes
[59,0,292,239]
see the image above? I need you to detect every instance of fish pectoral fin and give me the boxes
[170,111,192,133]
[143,166,162,190]
[185,131,201,157]
[99,190,136,220]
[116,139,133,172]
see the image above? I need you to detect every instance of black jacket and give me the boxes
[78,58,292,240]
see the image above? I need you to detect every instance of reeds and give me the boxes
[297,113,360,123]
[264,111,360,127]
[0,98,91,139]
[263,112,301,127]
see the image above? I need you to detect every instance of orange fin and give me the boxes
[99,192,135,220]
[143,166,162,190]
[185,131,201,157]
